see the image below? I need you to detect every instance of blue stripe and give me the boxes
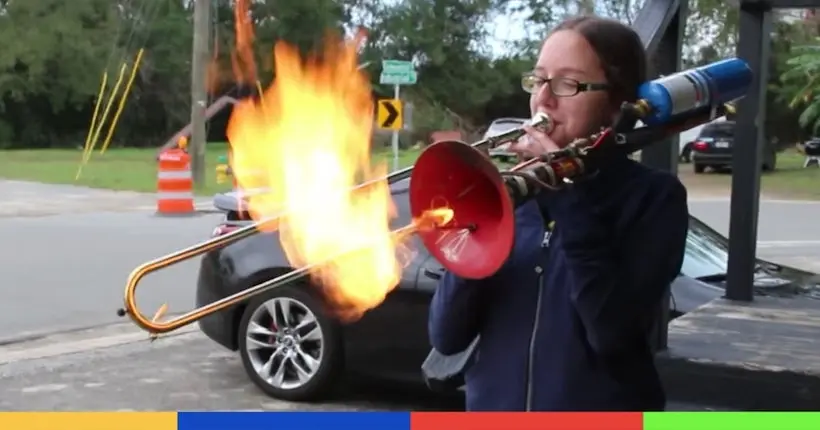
[177,411,411,430]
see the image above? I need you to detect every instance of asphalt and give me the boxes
[4,196,807,344]
[688,199,820,243]
[0,180,160,217]
[0,180,220,341]
[0,325,727,411]
[688,199,820,272]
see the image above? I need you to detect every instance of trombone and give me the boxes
[117,113,552,338]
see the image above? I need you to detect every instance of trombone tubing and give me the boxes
[118,115,549,335]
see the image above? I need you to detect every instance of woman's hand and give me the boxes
[508,124,561,160]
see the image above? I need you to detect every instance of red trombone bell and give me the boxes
[409,140,517,280]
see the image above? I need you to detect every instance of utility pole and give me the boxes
[190,0,211,189]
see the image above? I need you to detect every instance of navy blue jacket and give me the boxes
[428,156,689,411]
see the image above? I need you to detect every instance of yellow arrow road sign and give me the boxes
[377,99,403,130]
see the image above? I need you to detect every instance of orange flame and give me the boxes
[225,6,414,320]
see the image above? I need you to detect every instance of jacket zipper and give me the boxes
[525,266,545,411]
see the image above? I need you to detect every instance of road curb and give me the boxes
[657,353,820,410]
[0,322,198,365]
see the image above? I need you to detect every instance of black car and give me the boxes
[691,121,777,173]
[802,137,820,156]
[198,180,820,402]
[483,117,527,163]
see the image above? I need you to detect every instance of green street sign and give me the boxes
[379,70,418,85]
[381,60,414,74]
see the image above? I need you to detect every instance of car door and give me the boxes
[342,179,434,381]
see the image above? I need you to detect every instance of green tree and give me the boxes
[0,0,119,147]
[779,36,820,136]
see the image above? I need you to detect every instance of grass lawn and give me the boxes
[8,142,811,199]
[760,151,820,199]
[679,150,820,200]
[0,143,423,196]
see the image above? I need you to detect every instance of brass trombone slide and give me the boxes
[117,113,552,338]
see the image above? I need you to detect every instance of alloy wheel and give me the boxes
[243,296,324,390]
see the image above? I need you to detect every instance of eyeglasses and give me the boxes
[521,73,610,97]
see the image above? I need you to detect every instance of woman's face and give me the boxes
[529,30,614,148]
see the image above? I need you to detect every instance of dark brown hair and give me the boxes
[552,15,647,106]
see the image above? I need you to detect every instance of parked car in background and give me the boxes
[679,140,693,163]
[678,123,704,163]
[196,180,819,402]
[691,120,777,173]
[802,136,820,156]
[484,117,527,162]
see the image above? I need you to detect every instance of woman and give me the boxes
[428,15,690,411]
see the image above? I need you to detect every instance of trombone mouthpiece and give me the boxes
[530,113,553,134]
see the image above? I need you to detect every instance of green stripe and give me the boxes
[644,412,820,430]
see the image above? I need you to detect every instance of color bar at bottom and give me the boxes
[178,411,644,430]
[0,412,176,430]
[178,411,410,430]
[644,412,820,430]
[412,412,643,430]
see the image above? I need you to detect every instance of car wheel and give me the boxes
[238,284,343,401]
[680,144,692,163]
[693,163,705,174]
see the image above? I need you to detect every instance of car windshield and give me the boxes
[681,217,730,279]
[701,124,734,139]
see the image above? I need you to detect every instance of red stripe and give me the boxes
[157,179,193,192]
[410,412,643,430]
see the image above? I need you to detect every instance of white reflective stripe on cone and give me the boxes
[157,191,195,200]
[157,170,193,180]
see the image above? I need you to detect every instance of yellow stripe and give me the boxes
[0,412,176,430]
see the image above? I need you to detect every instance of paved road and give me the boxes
[0,180,161,217]
[3,178,819,343]
[689,199,820,272]
[0,207,221,342]
[0,325,727,411]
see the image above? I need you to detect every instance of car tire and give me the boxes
[693,163,705,174]
[237,284,343,402]
[680,144,692,163]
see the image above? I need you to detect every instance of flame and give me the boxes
[418,208,455,232]
[226,4,414,320]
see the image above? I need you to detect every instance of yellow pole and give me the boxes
[80,72,108,165]
[101,48,145,154]
[76,63,128,180]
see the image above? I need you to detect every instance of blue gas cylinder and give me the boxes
[637,58,753,126]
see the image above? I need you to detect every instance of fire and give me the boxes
[225,5,415,320]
